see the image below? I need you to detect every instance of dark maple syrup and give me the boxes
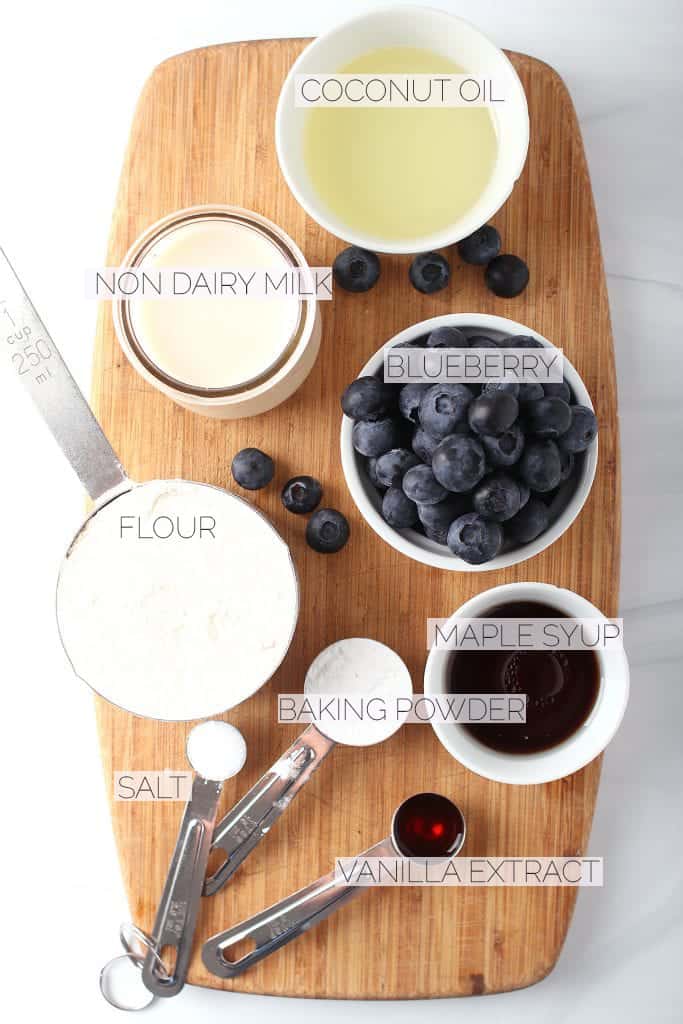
[448,600,600,754]
[392,792,465,857]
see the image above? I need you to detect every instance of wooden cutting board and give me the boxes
[91,39,619,998]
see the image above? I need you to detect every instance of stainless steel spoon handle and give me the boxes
[143,776,222,998]
[0,247,128,501]
[205,725,335,897]
[202,838,394,978]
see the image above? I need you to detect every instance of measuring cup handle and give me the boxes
[0,248,128,501]
[202,838,394,978]
[142,777,222,998]
[205,725,335,897]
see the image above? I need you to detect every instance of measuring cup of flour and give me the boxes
[204,638,413,896]
[0,249,299,721]
[202,791,466,977]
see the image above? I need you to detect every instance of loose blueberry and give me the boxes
[306,508,350,553]
[543,379,572,402]
[559,405,598,453]
[481,424,525,467]
[482,381,520,398]
[468,392,519,437]
[333,246,380,293]
[468,334,500,349]
[231,448,275,490]
[409,251,451,294]
[412,427,441,464]
[281,475,323,514]
[352,417,404,457]
[518,382,545,404]
[341,376,393,421]
[402,464,447,505]
[398,383,430,423]
[419,383,472,439]
[524,397,572,439]
[432,434,486,493]
[382,487,418,528]
[472,473,526,522]
[485,254,530,298]
[505,496,550,544]
[457,224,502,266]
[519,439,562,492]
[426,325,469,349]
[374,448,420,488]
[417,495,469,545]
[447,512,503,564]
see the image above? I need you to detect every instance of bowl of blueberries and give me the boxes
[339,314,598,570]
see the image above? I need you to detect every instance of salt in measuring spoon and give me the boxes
[0,248,299,721]
[204,637,413,896]
[202,792,466,978]
[141,720,247,998]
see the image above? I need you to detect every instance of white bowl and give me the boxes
[340,313,598,572]
[275,5,529,254]
[424,582,629,785]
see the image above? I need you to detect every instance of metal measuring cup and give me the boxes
[0,248,299,721]
[205,638,413,896]
[202,792,466,978]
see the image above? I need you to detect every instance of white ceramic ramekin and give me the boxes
[113,205,321,419]
[275,5,529,254]
[340,313,598,572]
[424,582,629,785]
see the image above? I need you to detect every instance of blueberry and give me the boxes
[409,251,451,294]
[457,224,501,265]
[519,439,562,492]
[281,475,323,514]
[231,448,274,490]
[333,246,380,293]
[306,508,350,553]
[432,434,486,492]
[402,464,447,505]
[374,448,420,488]
[419,383,472,439]
[482,381,520,398]
[426,325,469,349]
[543,379,572,402]
[485,254,529,298]
[506,496,550,544]
[558,447,575,482]
[481,424,525,467]
[398,383,430,423]
[382,487,418,528]
[417,495,469,545]
[447,513,503,564]
[468,392,519,437]
[501,333,543,349]
[559,405,598,453]
[341,376,393,420]
[472,473,526,522]
[412,427,441,464]
[366,457,385,491]
[518,382,545,404]
[352,417,404,457]
[468,335,500,349]
[524,397,572,439]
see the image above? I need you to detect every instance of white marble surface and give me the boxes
[0,1,681,1020]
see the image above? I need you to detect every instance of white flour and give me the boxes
[304,638,413,746]
[56,480,299,721]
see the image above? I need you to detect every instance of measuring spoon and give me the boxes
[0,249,298,721]
[204,637,413,896]
[202,791,466,977]
[141,720,247,997]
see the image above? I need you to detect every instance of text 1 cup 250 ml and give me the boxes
[0,248,299,722]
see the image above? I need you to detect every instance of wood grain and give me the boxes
[91,40,620,998]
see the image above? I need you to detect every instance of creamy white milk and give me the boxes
[130,218,301,390]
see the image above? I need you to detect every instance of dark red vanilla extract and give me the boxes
[392,793,465,858]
